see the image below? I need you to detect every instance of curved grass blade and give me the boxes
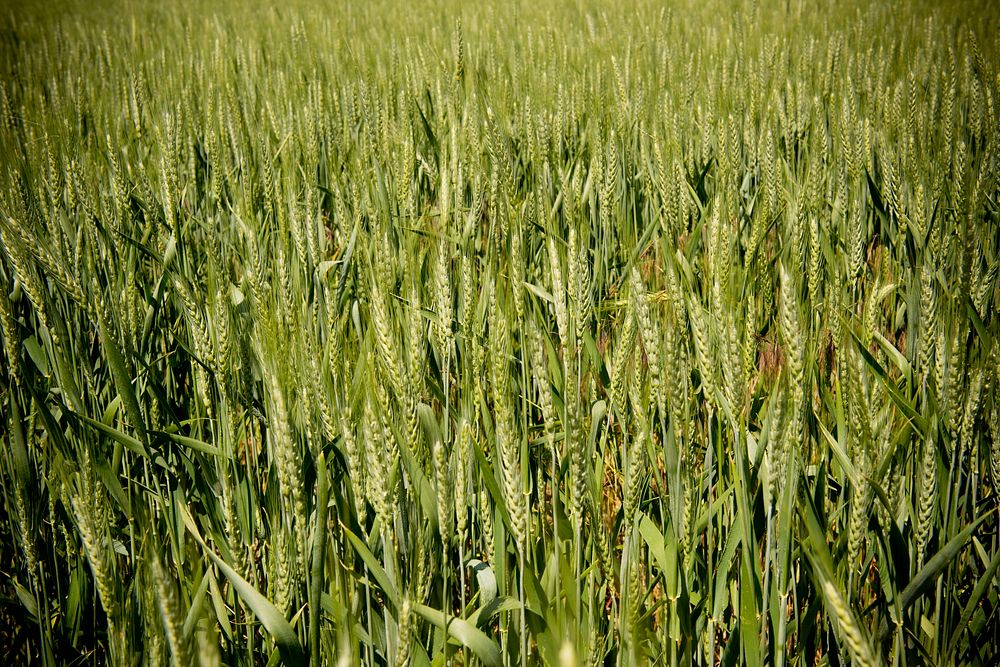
[900,511,993,610]
[412,603,502,667]
[946,545,1000,655]
[342,524,399,617]
[97,313,148,445]
[465,558,498,606]
[177,503,306,666]
[72,411,149,459]
[152,429,228,458]
[309,451,329,666]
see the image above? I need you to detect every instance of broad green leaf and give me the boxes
[97,314,148,445]
[412,603,502,667]
[153,430,228,457]
[72,411,149,459]
[946,546,1000,655]
[178,504,306,666]
[465,558,498,606]
[900,511,993,610]
[342,525,399,617]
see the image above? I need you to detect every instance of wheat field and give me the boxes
[1,0,998,664]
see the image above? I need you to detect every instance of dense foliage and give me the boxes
[1,0,998,664]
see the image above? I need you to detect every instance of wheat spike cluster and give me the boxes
[0,0,998,665]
